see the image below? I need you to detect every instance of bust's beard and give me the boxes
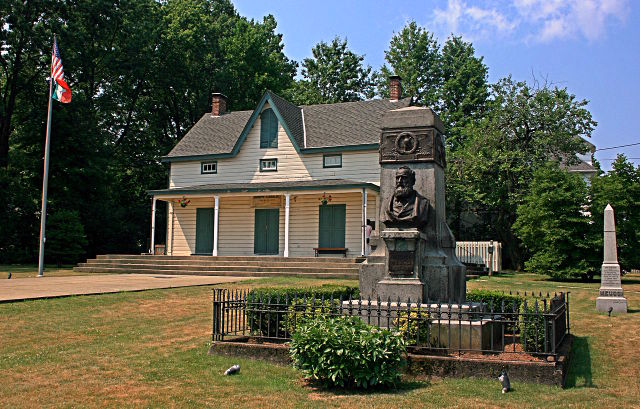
[395,185,413,199]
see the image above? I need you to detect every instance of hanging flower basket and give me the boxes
[318,192,332,206]
[177,196,191,208]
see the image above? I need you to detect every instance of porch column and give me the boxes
[284,193,290,257]
[361,188,367,256]
[150,197,157,255]
[213,195,220,256]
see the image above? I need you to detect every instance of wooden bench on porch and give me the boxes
[313,247,348,257]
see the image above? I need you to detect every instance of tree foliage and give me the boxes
[513,163,594,279]
[589,155,640,271]
[455,77,597,269]
[0,0,296,263]
[287,37,373,105]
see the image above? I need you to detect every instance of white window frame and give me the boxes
[201,161,218,174]
[260,158,278,172]
[323,154,342,168]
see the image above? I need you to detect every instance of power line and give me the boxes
[595,142,640,151]
[599,158,640,160]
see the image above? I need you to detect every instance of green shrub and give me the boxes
[519,300,551,353]
[246,285,358,338]
[466,289,523,312]
[285,297,341,336]
[289,316,405,389]
[393,311,432,346]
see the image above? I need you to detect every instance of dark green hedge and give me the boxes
[466,289,523,312]
[246,285,359,338]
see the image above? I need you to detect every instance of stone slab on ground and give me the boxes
[0,274,254,302]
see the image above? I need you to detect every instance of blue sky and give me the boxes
[234,0,639,170]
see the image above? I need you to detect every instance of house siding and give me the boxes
[166,192,377,258]
[169,104,381,188]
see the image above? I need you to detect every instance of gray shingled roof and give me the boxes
[302,98,411,147]
[165,92,411,159]
[148,179,380,195]
[167,110,253,158]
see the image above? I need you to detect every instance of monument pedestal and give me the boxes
[595,205,627,314]
[342,300,502,351]
[596,263,627,313]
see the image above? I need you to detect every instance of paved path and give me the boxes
[0,274,254,302]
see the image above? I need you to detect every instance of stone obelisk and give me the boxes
[596,204,627,313]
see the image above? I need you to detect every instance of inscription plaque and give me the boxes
[389,251,415,275]
[380,128,445,166]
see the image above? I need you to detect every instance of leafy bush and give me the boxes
[466,289,523,312]
[285,297,341,336]
[519,301,550,353]
[290,316,405,389]
[246,285,358,338]
[393,311,432,346]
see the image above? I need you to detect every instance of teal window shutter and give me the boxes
[260,108,278,148]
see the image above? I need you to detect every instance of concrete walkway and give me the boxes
[0,274,254,302]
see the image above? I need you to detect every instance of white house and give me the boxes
[149,78,409,258]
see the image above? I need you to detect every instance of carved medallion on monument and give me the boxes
[380,128,446,167]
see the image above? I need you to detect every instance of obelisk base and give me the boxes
[596,263,627,314]
[596,296,627,313]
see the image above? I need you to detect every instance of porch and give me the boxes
[148,180,379,259]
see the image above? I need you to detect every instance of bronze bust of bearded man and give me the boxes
[381,166,430,229]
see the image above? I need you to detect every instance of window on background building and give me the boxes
[260,108,278,148]
[323,154,342,168]
[201,161,217,174]
[260,158,278,172]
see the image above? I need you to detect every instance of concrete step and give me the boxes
[73,266,358,279]
[77,262,359,274]
[95,254,363,263]
[84,258,359,269]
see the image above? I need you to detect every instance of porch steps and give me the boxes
[74,254,363,279]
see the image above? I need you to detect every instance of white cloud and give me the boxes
[432,0,629,44]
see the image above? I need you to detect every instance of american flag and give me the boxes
[51,37,65,82]
[50,36,71,103]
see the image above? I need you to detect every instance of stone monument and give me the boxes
[359,106,466,304]
[596,204,628,314]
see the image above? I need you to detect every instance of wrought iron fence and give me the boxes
[212,289,570,358]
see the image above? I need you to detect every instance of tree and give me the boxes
[45,209,88,266]
[456,77,597,269]
[287,37,373,105]
[589,155,640,272]
[0,0,299,263]
[378,22,441,107]
[513,163,594,279]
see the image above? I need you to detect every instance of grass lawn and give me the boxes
[0,264,94,279]
[1,273,638,408]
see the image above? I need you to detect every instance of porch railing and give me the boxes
[456,241,502,273]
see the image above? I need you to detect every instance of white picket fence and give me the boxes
[455,241,502,273]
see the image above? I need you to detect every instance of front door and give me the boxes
[318,204,346,248]
[195,208,214,255]
[254,209,279,255]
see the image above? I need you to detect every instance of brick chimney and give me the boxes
[211,93,228,116]
[389,75,402,101]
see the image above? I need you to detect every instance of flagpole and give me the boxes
[37,48,55,278]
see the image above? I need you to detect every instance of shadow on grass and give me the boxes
[565,336,595,389]
[303,378,428,396]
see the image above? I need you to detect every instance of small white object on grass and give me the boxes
[498,370,510,394]
[224,364,240,375]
